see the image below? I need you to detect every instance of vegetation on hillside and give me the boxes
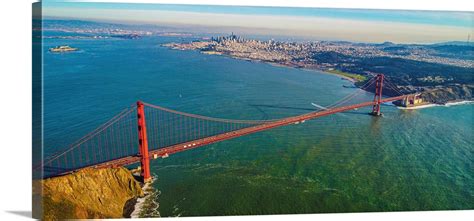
[326,69,368,82]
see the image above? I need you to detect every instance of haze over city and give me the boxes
[43,2,474,43]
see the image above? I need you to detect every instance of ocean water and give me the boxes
[43,35,473,216]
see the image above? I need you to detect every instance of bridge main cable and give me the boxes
[34,106,137,172]
[38,75,409,178]
[142,102,279,124]
[146,95,407,158]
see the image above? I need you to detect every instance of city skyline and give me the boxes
[43,2,474,43]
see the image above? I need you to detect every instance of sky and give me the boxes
[42,2,474,43]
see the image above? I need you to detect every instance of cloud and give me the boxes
[44,7,473,43]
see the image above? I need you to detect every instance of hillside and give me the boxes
[35,167,144,220]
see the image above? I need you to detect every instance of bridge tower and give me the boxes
[370,74,384,116]
[137,101,152,182]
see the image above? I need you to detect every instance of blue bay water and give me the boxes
[43,35,473,216]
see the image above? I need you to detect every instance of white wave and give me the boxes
[382,102,396,106]
[397,100,473,110]
[444,100,474,107]
[131,177,160,218]
[130,181,151,218]
[397,104,439,110]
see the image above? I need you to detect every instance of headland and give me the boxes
[164,34,473,106]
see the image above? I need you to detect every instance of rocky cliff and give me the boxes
[359,82,473,105]
[37,167,144,220]
[420,84,473,104]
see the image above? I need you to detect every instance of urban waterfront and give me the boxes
[43,35,473,216]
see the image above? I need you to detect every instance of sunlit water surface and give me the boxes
[43,35,473,216]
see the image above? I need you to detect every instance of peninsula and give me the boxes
[33,167,157,220]
[164,35,474,105]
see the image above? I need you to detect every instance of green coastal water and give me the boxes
[42,35,473,216]
[153,105,473,216]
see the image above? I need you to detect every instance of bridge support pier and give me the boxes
[370,74,384,116]
[137,101,152,183]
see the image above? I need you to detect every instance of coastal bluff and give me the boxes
[36,167,144,220]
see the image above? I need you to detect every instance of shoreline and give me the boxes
[167,45,471,105]
[202,51,474,106]
[130,181,151,218]
[211,50,473,107]
[164,41,368,83]
[198,50,360,83]
[130,177,161,218]
[397,100,474,110]
[266,61,357,83]
[444,100,474,107]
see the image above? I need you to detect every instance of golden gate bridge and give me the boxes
[35,74,410,181]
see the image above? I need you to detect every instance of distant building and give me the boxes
[400,93,424,107]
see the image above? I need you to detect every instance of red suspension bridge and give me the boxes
[35,74,411,181]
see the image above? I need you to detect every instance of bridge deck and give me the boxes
[82,95,407,172]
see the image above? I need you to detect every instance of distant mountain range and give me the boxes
[40,19,474,47]
[433,41,474,46]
